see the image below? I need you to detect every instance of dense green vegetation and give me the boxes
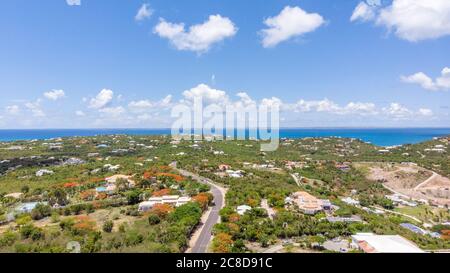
[0,134,449,253]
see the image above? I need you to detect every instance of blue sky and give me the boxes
[0,0,449,128]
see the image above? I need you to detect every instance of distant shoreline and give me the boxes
[0,128,449,147]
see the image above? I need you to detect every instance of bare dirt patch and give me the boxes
[357,162,450,206]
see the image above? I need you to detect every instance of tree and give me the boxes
[151,203,174,218]
[48,188,68,206]
[103,220,114,233]
[212,233,234,253]
[126,190,141,205]
[192,193,212,210]
[115,178,130,192]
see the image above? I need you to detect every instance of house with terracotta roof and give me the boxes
[290,191,324,215]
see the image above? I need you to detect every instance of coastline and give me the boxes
[0,128,449,147]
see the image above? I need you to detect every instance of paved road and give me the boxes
[171,162,225,253]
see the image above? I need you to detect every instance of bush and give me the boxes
[21,185,29,194]
[0,231,17,247]
[20,224,44,241]
[59,218,75,231]
[148,214,161,225]
[125,230,144,246]
[103,220,114,233]
[31,204,52,220]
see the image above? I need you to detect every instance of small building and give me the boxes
[351,233,424,253]
[138,195,192,212]
[236,205,252,215]
[341,197,360,206]
[400,223,427,235]
[36,169,54,177]
[105,174,136,187]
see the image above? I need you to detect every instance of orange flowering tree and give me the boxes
[71,215,97,235]
[192,192,213,210]
[152,188,172,197]
[150,203,174,218]
[211,233,234,253]
[79,190,96,201]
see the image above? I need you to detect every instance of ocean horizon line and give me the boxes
[0,127,450,130]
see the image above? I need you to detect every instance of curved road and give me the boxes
[171,162,225,253]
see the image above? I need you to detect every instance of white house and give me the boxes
[36,169,54,177]
[236,205,252,215]
[138,195,192,212]
[341,197,360,206]
[351,233,424,253]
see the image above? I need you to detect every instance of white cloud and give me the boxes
[382,102,412,119]
[288,99,377,115]
[352,0,450,42]
[6,105,20,115]
[44,89,65,101]
[89,89,114,109]
[154,14,238,53]
[401,67,450,91]
[182,84,229,104]
[351,2,377,22]
[261,6,325,48]
[66,0,81,6]
[135,3,153,21]
[418,108,433,117]
[75,110,85,117]
[25,100,45,117]
[128,95,173,113]
[99,106,126,118]
[161,95,173,106]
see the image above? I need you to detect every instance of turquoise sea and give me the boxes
[0,128,449,147]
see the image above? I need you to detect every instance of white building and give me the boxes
[341,197,360,206]
[138,195,191,212]
[351,233,424,253]
[36,169,54,177]
[236,205,252,215]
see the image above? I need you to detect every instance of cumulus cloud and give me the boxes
[154,15,238,53]
[401,67,450,91]
[261,6,325,48]
[99,106,126,118]
[382,102,412,120]
[25,100,45,117]
[351,0,450,42]
[66,0,81,6]
[128,95,173,113]
[6,105,20,115]
[287,99,377,115]
[182,84,229,105]
[44,89,65,101]
[135,3,153,21]
[89,89,114,109]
